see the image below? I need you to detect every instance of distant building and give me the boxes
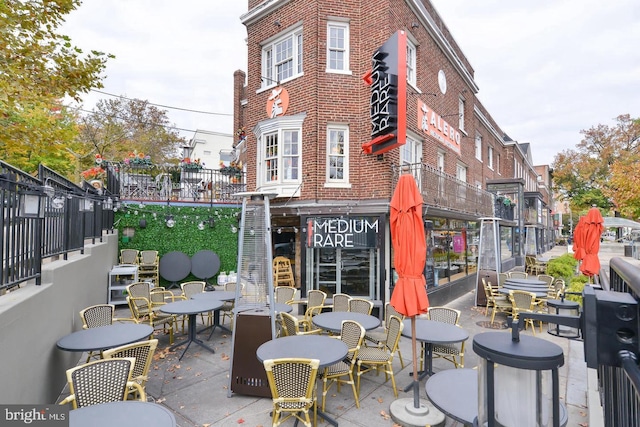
[182,130,236,170]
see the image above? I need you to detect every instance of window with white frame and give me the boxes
[255,114,305,191]
[406,39,416,87]
[401,134,423,187]
[326,124,349,184]
[496,153,501,174]
[327,21,349,73]
[488,146,494,169]
[475,134,482,161]
[262,27,303,88]
[437,151,445,171]
[456,163,467,183]
[458,97,465,131]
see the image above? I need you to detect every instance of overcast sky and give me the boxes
[62,0,640,165]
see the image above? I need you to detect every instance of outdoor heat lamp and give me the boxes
[473,321,567,427]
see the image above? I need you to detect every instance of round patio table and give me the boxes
[159,251,191,288]
[425,368,478,426]
[401,318,469,387]
[312,311,380,333]
[191,290,236,302]
[504,278,546,286]
[499,287,548,299]
[190,250,220,284]
[57,323,153,353]
[161,299,224,360]
[69,401,176,427]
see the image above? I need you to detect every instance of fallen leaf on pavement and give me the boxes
[380,410,390,420]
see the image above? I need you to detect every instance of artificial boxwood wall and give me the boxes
[114,203,241,286]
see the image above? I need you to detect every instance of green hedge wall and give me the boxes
[114,203,241,286]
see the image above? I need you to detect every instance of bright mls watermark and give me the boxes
[0,405,68,426]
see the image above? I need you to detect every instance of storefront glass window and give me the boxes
[425,217,478,288]
[500,226,513,260]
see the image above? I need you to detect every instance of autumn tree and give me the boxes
[76,98,185,171]
[0,0,112,174]
[552,114,640,216]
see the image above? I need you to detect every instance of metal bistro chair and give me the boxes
[279,312,322,336]
[58,357,145,409]
[348,298,374,315]
[263,358,320,427]
[355,315,404,398]
[79,304,130,362]
[102,339,158,400]
[126,282,177,344]
[275,286,297,305]
[508,271,528,279]
[180,281,207,329]
[221,281,245,327]
[321,319,365,411]
[364,302,406,369]
[425,306,465,368]
[330,293,352,312]
[298,290,327,333]
[483,278,512,324]
[509,290,544,334]
[119,249,139,265]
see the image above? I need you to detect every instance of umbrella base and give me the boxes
[390,398,445,427]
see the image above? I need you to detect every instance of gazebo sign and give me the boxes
[362,31,407,155]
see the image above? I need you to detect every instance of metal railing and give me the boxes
[601,257,640,427]
[392,163,495,218]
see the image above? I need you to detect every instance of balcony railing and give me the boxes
[112,164,246,204]
[393,163,495,218]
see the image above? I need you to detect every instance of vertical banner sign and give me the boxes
[362,31,407,155]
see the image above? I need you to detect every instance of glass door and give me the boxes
[309,248,377,298]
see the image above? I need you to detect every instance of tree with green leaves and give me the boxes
[76,97,185,172]
[0,0,112,174]
[552,114,640,216]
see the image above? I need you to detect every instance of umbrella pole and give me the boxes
[411,316,420,408]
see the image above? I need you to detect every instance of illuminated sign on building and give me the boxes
[362,31,407,155]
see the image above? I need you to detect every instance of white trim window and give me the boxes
[406,39,417,87]
[255,113,306,197]
[456,163,467,183]
[326,21,350,73]
[458,97,465,131]
[496,153,501,174]
[488,146,494,170]
[325,124,350,186]
[475,134,482,161]
[401,134,423,189]
[262,27,303,88]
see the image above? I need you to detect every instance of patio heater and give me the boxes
[476,217,501,306]
[524,224,537,256]
[228,192,277,398]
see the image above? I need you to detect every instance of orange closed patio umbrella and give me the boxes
[389,171,429,409]
[572,216,587,262]
[580,207,604,277]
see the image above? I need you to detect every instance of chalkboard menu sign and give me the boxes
[425,259,435,289]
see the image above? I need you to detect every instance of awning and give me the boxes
[603,217,640,229]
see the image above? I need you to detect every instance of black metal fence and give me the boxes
[601,257,640,427]
[1,161,115,291]
[1,160,247,293]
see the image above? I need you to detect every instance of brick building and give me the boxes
[232,0,554,306]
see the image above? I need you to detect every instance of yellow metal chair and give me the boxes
[364,302,406,368]
[279,312,322,336]
[321,320,365,411]
[348,298,374,315]
[330,293,352,312]
[483,279,512,324]
[355,315,404,398]
[509,290,544,334]
[119,249,139,265]
[126,282,176,344]
[137,250,159,284]
[508,271,528,279]
[102,339,158,400]
[275,285,297,305]
[58,358,145,409]
[79,304,130,362]
[425,306,465,368]
[263,358,320,427]
[298,290,327,333]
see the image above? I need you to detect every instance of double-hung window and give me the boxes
[488,146,494,170]
[262,27,303,87]
[326,124,349,185]
[475,134,482,161]
[327,21,350,73]
[406,39,417,87]
[458,97,465,131]
[401,134,423,189]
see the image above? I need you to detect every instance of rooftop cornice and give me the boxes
[241,0,292,26]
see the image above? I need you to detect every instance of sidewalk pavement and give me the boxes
[91,244,624,427]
